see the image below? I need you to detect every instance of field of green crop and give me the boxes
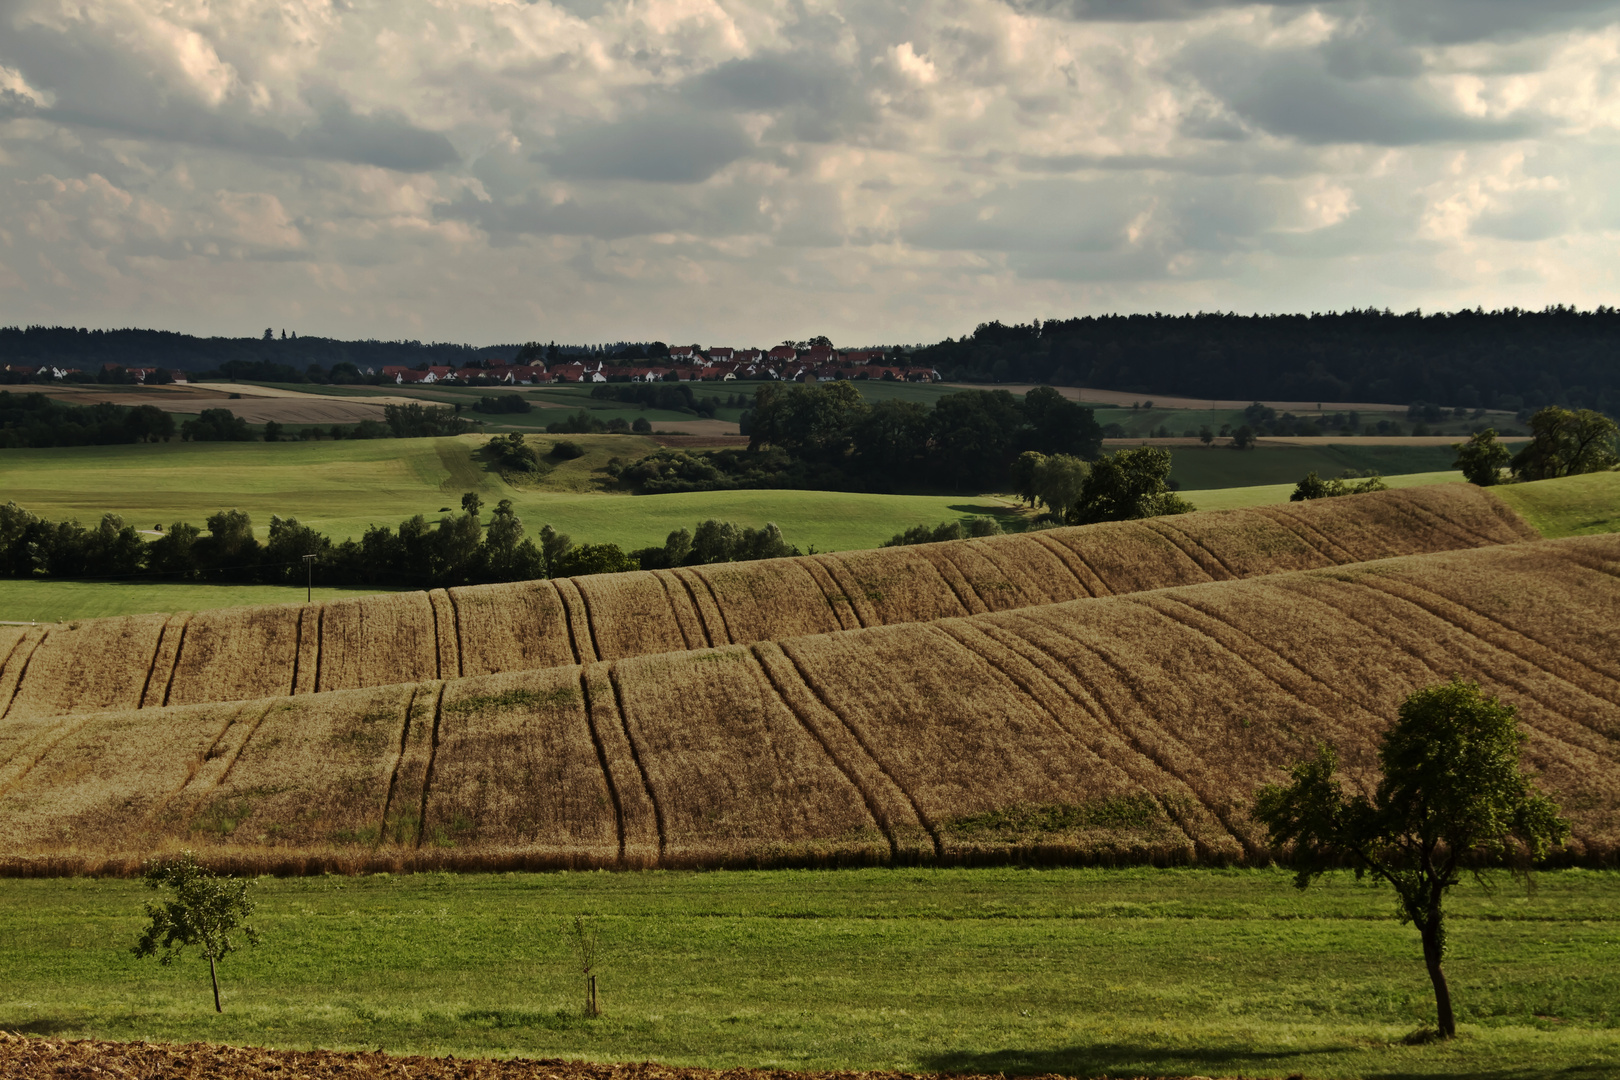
[1166,443,1466,490]
[0,868,1614,1078]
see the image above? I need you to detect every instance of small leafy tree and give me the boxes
[1453,428,1511,486]
[569,915,602,1017]
[1253,678,1568,1039]
[132,852,261,1012]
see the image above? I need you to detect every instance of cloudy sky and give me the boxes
[2,0,1619,345]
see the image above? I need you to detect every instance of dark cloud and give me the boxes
[1007,0,1620,43]
[681,53,876,143]
[1471,197,1569,242]
[292,100,459,172]
[1188,44,1538,146]
[538,110,754,183]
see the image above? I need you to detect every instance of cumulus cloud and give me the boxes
[1,0,1619,343]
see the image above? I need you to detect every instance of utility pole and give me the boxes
[302,553,318,603]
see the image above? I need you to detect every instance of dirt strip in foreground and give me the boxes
[0,1034,1238,1080]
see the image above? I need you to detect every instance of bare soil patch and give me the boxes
[0,1033,1210,1080]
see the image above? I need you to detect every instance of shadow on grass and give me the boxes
[922,1042,1337,1078]
[0,1018,81,1036]
[946,503,1020,517]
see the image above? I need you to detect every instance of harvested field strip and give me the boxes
[427,672,615,864]
[667,569,721,647]
[942,618,1210,854]
[1001,616,1253,860]
[652,572,705,649]
[1360,574,1620,707]
[925,619,1197,863]
[8,542,1617,872]
[1025,529,1109,594]
[377,685,418,843]
[752,641,930,860]
[0,484,1547,719]
[1250,504,1358,563]
[552,579,594,664]
[775,641,943,859]
[579,664,660,865]
[0,627,46,720]
[415,682,448,849]
[605,667,666,858]
[1304,576,1620,768]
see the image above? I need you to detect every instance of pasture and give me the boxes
[0,436,1020,555]
[0,868,1614,1077]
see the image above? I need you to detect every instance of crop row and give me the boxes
[0,484,1535,721]
[1,532,1613,873]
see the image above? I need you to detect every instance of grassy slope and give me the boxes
[1181,470,1465,511]
[0,582,402,623]
[1492,470,1620,538]
[0,868,1613,1078]
[1167,443,1463,489]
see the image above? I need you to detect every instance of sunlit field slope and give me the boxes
[1,868,1616,1079]
[0,436,1014,555]
[2,533,1614,872]
[0,484,1534,720]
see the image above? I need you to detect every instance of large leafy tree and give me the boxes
[1510,406,1619,480]
[1253,678,1569,1039]
[1068,446,1193,524]
[132,852,261,1013]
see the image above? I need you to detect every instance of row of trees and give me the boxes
[609,383,1103,495]
[0,497,802,588]
[0,393,177,448]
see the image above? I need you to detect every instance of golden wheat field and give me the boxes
[1,532,1613,873]
[0,485,1534,722]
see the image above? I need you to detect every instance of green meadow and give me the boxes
[0,868,1614,1078]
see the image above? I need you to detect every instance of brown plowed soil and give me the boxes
[0,1033,1222,1080]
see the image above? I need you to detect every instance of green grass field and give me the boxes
[1492,469,1620,539]
[0,581,401,624]
[0,868,1613,1078]
[1166,444,1466,490]
[1179,469,1468,511]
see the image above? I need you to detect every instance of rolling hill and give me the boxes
[0,484,1535,721]
[1,531,1613,874]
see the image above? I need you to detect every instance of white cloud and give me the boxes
[2,0,1620,342]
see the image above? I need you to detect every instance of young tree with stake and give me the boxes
[1253,678,1568,1039]
[132,851,261,1012]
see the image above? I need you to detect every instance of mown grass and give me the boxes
[1181,470,1467,511]
[0,868,1614,1078]
[1166,444,1467,490]
[1493,470,1620,539]
[0,581,402,624]
[0,436,1015,553]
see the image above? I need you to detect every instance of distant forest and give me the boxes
[918,308,1620,415]
[3,307,1618,415]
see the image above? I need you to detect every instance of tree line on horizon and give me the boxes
[4,307,1620,419]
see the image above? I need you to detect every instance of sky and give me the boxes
[2,0,1619,347]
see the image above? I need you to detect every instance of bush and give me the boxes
[473,394,532,414]
[551,440,587,460]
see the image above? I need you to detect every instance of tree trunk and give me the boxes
[210,956,222,1013]
[1420,921,1454,1038]
[587,974,598,1017]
